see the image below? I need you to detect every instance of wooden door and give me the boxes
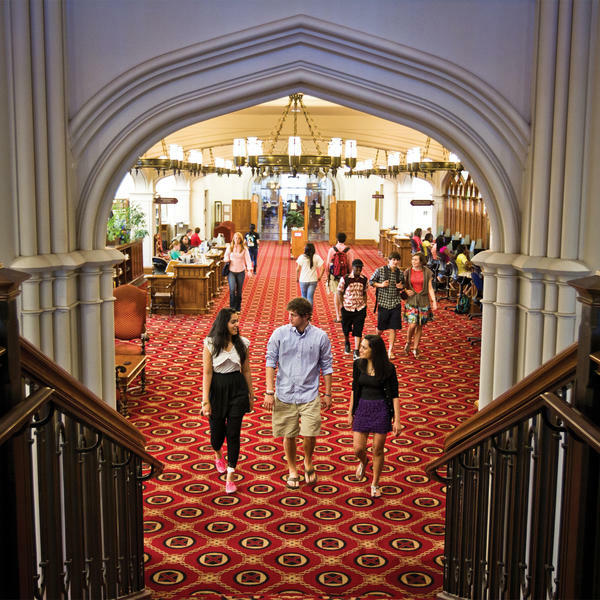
[232,199,251,233]
[335,201,356,244]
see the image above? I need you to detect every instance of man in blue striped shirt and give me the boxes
[263,297,333,489]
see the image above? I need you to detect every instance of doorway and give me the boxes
[253,174,333,242]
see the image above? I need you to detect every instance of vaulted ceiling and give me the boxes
[141,95,451,166]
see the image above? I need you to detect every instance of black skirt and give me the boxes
[210,371,250,419]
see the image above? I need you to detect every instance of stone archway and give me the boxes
[69,16,533,406]
[72,16,525,258]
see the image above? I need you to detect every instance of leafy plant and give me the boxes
[285,210,304,229]
[107,202,149,244]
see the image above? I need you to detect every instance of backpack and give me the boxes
[330,246,350,278]
[455,293,471,314]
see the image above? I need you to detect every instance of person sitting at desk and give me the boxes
[190,227,202,248]
[180,234,191,254]
[169,240,182,261]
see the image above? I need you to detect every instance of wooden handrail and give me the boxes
[444,342,577,452]
[425,344,579,476]
[19,337,163,472]
[0,387,54,446]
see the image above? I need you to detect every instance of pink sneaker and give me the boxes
[215,457,227,473]
[225,480,237,494]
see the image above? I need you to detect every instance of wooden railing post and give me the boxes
[0,266,30,409]
[568,274,600,422]
[0,266,35,600]
[561,274,600,599]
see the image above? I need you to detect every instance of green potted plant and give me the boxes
[285,209,304,230]
[107,202,149,245]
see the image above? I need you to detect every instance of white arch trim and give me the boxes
[72,15,526,254]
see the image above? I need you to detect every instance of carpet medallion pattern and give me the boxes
[129,242,480,599]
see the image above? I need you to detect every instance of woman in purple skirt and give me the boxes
[347,334,401,497]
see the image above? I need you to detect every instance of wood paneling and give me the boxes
[232,199,251,234]
[335,200,356,244]
[442,174,490,247]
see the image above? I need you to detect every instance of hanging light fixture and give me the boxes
[134,97,463,178]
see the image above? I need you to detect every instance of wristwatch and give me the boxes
[265,391,275,396]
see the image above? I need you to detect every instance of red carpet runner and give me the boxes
[128,242,481,599]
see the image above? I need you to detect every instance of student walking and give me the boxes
[337,258,368,359]
[223,232,253,311]
[296,243,324,305]
[326,232,355,322]
[263,297,333,489]
[202,308,256,494]
[244,224,260,274]
[347,334,401,498]
[403,252,437,358]
[369,251,406,358]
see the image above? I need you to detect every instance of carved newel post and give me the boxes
[567,274,600,424]
[0,266,31,412]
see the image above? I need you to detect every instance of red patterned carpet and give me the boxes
[128,242,481,599]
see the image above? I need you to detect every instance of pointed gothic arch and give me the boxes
[72,15,526,256]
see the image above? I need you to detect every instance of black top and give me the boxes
[358,372,386,400]
[351,359,399,418]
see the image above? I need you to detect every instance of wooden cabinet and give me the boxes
[113,240,144,286]
[173,263,214,314]
[290,227,306,259]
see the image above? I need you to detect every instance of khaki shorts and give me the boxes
[272,395,321,438]
[329,277,341,294]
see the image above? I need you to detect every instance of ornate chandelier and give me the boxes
[133,93,463,178]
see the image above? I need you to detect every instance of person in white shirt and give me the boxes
[202,308,256,494]
[296,243,324,305]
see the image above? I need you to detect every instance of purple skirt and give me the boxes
[352,397,391,434]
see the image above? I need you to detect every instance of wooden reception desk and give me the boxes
[172,262,214,314]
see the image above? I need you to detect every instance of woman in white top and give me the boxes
[202,308,255,494]
[296,243,324,306]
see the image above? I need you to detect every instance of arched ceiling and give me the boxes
[141,94,452,166]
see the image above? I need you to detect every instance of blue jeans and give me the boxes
[248,247,258,273]
[299,281,317,305]
[227,270,245,311]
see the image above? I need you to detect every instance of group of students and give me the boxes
[295,231,438,361]
[202,299,401,498]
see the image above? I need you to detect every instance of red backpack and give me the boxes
[330,246,350,278]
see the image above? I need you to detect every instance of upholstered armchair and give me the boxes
[113,284,148,414]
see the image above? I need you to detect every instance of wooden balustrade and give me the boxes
[0,267,162,600]
[426,274,600,600]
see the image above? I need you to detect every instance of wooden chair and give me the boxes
[114,284,148,415]
[147,274,176,315]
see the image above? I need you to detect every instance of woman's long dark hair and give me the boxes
[360,334,393,380]
[207,308,246,364]
[304,243,316,269]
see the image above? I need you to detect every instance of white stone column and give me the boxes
[20,276,42,348]
[492,264,518,399]
[79,266,103,396]
[39,271,55,359]
[542,277,558,363]
[53,268,78,373]
[556,277,578,352]
[478,267,497,408]
[100,266,117,409]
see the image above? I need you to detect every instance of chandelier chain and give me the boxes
[298,95,323,156]
[267,96,294,154]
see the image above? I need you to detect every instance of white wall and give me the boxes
[65,0,535,120]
